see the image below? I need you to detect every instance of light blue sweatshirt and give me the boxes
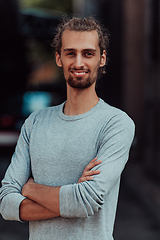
[0,99,135,240]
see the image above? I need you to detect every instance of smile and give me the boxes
[70,70,89,77]
[74,72,87,75]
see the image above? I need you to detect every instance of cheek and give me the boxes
[62,59,73,71]
[91,61,101,74]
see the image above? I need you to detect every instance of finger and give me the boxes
[85,158,99,170]
[78,169,101,183]
[78,176,94,183]
[83,169,101,178]
[87,169,101,176]
[85,158,102,171]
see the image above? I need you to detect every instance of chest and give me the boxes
[29,118,101,186]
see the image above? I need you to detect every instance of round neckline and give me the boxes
[58,98,103,121]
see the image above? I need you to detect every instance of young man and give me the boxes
[0,17,135,240]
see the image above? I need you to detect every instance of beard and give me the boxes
[66,75,95,89]
[66,68,99,89]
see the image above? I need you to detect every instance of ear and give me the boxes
[100,50,106,67]
[56,52,62,67]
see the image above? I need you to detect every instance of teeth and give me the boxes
[74,72,86,75]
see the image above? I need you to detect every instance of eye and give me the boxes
[83,52,94,57]
[66,52,75,57]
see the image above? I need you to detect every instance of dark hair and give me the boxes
[52,16,110,75]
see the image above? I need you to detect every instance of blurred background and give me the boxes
[0,0,160,239]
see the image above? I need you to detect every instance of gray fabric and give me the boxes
[0,98,135,240]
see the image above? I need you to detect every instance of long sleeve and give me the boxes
[60,113,135,218]
[0,116,33,221]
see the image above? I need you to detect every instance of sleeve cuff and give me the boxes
[1,193,26,222]
[59,185,71,217]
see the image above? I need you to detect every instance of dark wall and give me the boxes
[0,0,29,116]
[0,0,29,93]
[96,0,123,109]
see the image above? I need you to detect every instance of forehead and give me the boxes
[61,30,99,51]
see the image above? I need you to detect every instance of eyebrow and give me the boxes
[63,48,97,52]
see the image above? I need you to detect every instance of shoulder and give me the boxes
[99,98,134,121]
[21,103,64,136]
[26,103,63,124]
[98,99,135,137]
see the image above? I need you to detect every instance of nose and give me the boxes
[74,54,84,69]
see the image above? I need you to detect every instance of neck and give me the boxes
[64,83,99,116]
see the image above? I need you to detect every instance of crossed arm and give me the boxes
[20,157,102,221]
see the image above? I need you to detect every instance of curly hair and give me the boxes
[52,16,110,76]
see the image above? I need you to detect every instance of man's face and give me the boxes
[56,30,106,89]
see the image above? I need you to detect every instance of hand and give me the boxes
[21,177,35,197]
[77,157,102,183]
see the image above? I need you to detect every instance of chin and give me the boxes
[67,76,96,89]
[68,81,93,89]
